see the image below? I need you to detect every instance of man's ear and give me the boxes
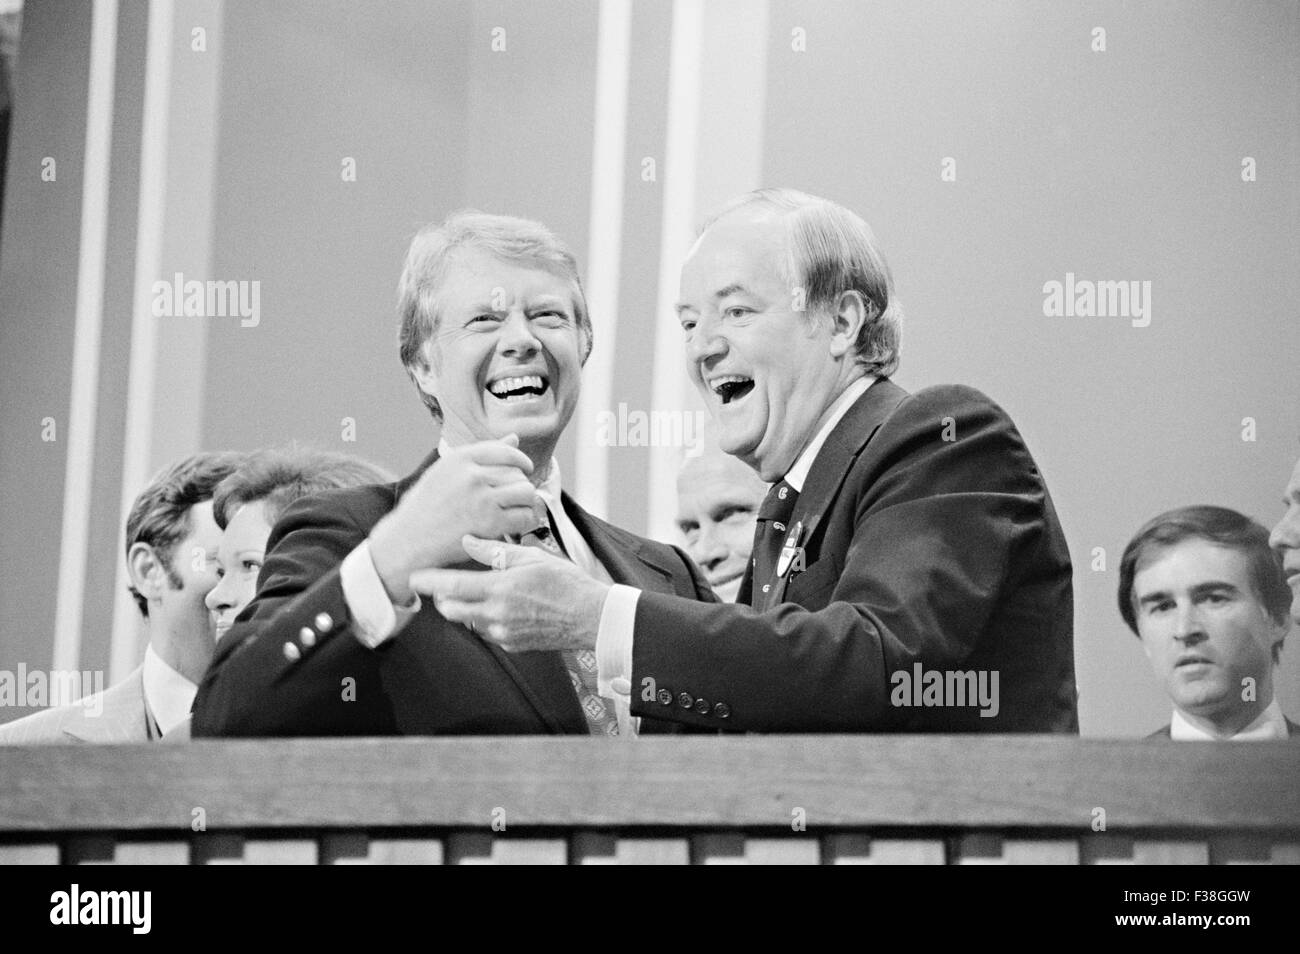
[827,290,874,359]
[127,542,166,603]
[408,341,440,399]
[1267,616,1289,665]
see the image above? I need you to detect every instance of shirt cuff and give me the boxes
[340,540,421,649]
[596,584,638,695]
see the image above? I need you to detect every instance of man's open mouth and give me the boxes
[710,374,754,405]
[487,374,550,403]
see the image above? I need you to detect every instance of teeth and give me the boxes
[488,374,545,396]
[709,374,751,395]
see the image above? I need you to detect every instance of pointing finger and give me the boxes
[409,568,494,601]
[461,535,545,569]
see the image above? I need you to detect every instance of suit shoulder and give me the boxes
[898,384,1013,423]
[271,480,398,537]
[881,384,1035,464]
[0,699,84,743]
[94,670,145,715]
[580,512,699,578]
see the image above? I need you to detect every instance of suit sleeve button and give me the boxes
[677,692,693,709]
[713,702,731,719]
[657,689,673,706]
[693,697,710,714]
[299,626,316,648]
[283,642,301,661]
[315,612,334,633]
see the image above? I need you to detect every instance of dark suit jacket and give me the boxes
[192,449,716,736]
[1147,716,1300,739]
[630,379,1079,733]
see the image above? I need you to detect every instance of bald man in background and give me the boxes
[676,443,768,602]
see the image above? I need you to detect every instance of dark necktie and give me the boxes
[751,479,799,610]
[519,508,620,737]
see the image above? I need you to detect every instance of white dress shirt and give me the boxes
[338,441,637,735]
[142,643,198,737]
[1169,698,1290,741]
[596,375,878,710]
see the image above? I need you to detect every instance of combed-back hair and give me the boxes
[396,210,593,421]
[699,188,903,378]
[125,451,245,617]
[1118,505,1291,661]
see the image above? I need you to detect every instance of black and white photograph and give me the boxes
[0,0,1297,907]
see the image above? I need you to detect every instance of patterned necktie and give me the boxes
[751,479,799,610]
[519,508,620,737]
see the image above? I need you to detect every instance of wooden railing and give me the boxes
[1,737,1297,864]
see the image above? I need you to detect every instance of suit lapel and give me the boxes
[63,668,151,743]
[562,494,695,735]
[478,494,678,734]
[793,378,909,538]
[393,448,581,733]
[765,378,909,606]
[561,493,679,592]
[482,643,585,733]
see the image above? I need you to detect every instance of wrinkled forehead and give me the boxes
[436,247,583,312]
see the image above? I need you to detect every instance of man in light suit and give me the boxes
[192,211,715,737]
[414,189,1079,732]
[0,452,243,743]
[1120,505,1296,740]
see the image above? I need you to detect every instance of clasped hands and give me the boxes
[367,435,606,652]
[412,535,606,653]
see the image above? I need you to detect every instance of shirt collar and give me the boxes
[1169,698,1289,741]
[533,458,564,513]
[142,643,198,737]
[783,376,876,493]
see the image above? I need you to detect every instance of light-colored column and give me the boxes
[109,0,223,681]
[645,0,768,541]
[573,0,633,519]
[51,0,119,675]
